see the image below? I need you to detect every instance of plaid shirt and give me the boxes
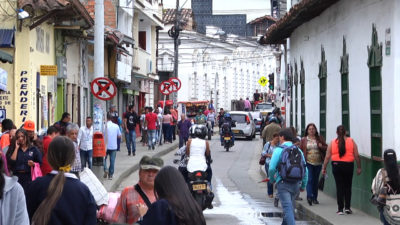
[112,185,151,224]
[71,141,82,172]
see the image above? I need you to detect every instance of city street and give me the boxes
[116,134,318,225]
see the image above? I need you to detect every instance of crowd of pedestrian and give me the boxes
[259,109,365,224]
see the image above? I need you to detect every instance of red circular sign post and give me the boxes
[90,77,117,101]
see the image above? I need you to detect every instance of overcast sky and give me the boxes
[162,0,271,22]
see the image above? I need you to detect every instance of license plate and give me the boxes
[224,137,231,140]
[233,130,239,134]
[192,184,206,191]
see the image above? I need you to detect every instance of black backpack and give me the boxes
[278,145,306,182]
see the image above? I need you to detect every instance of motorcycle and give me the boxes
[173,149,214,211]
[223,132,234,152]
[188,170,213,210]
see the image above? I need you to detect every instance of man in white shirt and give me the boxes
[104,113,122,180]
[78,116,94,169]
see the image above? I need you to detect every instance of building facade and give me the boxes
[263,0,400,216]
[158,23,276,111]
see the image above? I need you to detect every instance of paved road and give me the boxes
[118,134,319,225]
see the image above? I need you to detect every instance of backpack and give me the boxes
[221,122,231,133]
[278,145,305,182]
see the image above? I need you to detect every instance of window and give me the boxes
[294,62,299,131]
[300,59,306,136]
[318,47,327,138]
[340,37,350,136]
[139,31,146,50]
[289,64,293,127]
[367,24,383,158]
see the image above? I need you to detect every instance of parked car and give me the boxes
[253,103,274,134]
[229,111,256,140]
[254,102,274,117]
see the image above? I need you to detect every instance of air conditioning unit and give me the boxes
[57,56,67,79]
[146,59,152,74]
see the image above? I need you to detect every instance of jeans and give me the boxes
[306,163,322,200]
[332,161,354,211]
[379,207,391,225]
[179,135,188,148]
[117,137,121,151]
[265,163,274,195]
[162,123,172,142]
[147,129,157,149]
[104,150,117,176]
[157,128,162,145]
[80,149,93,169]
[126,130,136,153]
[277,180,300,225]
[172,124,176,140]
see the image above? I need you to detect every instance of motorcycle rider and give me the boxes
[186,125,214,209]
[194,110,207,124]
[219,113,235,146]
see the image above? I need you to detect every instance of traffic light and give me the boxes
[268,73,274,91]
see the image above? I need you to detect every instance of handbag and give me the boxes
[371,169,388,207]
[318,175,325,191]
[259,155,267,165]
[31,162,42,181]
[97,192,121,222]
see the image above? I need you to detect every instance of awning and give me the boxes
[261,0,339,44]
[0,50,13,63]
[0,29,14,47]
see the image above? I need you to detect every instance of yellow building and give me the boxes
[0,0,92,131]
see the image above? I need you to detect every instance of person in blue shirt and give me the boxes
[268,128,308,225]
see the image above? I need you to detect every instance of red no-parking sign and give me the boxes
[159,77,182,95]
[91,77,117,101]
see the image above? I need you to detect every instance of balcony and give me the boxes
[136,48,153,76]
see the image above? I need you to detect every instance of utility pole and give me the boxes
[93,0,105,169]
[173,0,180,103]
[94,0,105,133]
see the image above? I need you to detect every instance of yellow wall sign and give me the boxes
[258,76,268,87]
[40,65,57,76]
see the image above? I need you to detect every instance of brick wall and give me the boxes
[84,0,117,28]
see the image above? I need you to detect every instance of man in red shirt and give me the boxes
[145,107,158,150]
[169,106,178,141]
[41,126,59,175]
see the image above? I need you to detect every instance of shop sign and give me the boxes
[20,71,28,122]
[40,65,58,76]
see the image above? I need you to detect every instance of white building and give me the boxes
[158,11,277,110]
[261,0,400,216]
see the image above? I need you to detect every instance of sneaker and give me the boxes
[313,199,320,204]
[133,152,136,156]
[345,209,352,214]
[268,195,274,199]
[337,211,344,215]
[152,145,155,150]
[108,175,113,180]
[295,196,303,201]
[128,152,131,156]
[103,172,108,178]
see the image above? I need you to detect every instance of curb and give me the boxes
[258,166,332,225]
[110,143,179,191]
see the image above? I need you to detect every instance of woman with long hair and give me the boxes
[138,166,206,225]
[0,155,29,224]
[300,123,327,206]
[322,125,361,215]
[6,129,42,193]
[372,149,400,225]
[26,136,96,225]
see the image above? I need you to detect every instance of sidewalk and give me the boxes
[259,166,380,225]
[91,137,179,192]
